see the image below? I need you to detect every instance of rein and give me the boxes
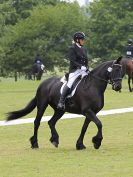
[89,73,111,84]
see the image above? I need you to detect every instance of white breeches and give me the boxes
[67,69,88,88]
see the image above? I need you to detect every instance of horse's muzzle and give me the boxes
[112,82,122,91]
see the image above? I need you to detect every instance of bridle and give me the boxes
[109,63,123,85]
[88,62,123,86]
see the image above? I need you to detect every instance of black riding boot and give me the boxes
[57,85,70,110]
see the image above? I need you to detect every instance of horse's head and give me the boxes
[107,56,123,91]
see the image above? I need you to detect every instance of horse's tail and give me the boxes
[6,97,37,121]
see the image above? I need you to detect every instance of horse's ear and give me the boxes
[116,56,123,64]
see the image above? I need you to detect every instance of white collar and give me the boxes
[75,43,82,48]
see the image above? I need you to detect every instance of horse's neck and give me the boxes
[92,61,111,79]
[89,61,112,92]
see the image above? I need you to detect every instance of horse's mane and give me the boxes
[90,60,113,74]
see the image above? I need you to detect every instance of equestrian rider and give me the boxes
[34,54,45,70]
[125,39,133,58]
[57,32,89,110]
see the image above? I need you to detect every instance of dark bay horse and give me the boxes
[32,63,44,80]
[7,57,123,150]
[121,58,133,92]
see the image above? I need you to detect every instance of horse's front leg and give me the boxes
[86,109,103,149]
[76,118,91,150]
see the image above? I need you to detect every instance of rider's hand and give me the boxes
[81,66,87,71]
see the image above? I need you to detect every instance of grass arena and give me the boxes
[0,78,132,177]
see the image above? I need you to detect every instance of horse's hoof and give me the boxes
[92,137,102,150]
[31,143,39,149]
[76,143,86,150]
[51,141,58,148]
[30,137,39,149]
[50,137,59,148]
[93,143,100,149]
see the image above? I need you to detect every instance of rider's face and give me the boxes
[79,39,85,46]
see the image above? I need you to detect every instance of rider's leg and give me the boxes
[57,84,70,110]
[57,69,81,110]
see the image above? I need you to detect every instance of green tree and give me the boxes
[87,0,133,60]
[0,2,88,73]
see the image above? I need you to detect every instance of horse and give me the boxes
[121,57,133,92]
[32,63,44,80]
[6,57,123,150]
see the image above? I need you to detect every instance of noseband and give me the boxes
[108,63,122,85]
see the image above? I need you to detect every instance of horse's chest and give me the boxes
[65,97,103,115]
[74,92,103,113]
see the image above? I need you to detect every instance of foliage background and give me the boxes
[0,0,133,75]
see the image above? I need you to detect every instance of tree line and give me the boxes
[0,0,133,76]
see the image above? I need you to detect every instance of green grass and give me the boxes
[104,81,133,109]
[0,78,53,120]
[0,78,133,176]
[0,113,133,177]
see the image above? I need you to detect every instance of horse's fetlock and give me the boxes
[48,120,53,128]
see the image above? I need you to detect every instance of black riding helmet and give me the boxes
[73,32,85,42]
[128,39,133,44]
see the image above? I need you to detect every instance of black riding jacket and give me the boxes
[125,44,133,58]
[68,43,88,73]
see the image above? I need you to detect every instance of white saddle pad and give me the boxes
[60,81,81,98]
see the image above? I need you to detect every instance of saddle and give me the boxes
[60,74,82,98]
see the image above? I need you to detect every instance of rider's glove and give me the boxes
[81,66,87,71]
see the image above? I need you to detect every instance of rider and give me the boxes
[125,39,133,58]
[57,32,89,110]
[34,54,45,70]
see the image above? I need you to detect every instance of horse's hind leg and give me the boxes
[128,76,132,92]
[30,102,48,149]
[48,110,64,148]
